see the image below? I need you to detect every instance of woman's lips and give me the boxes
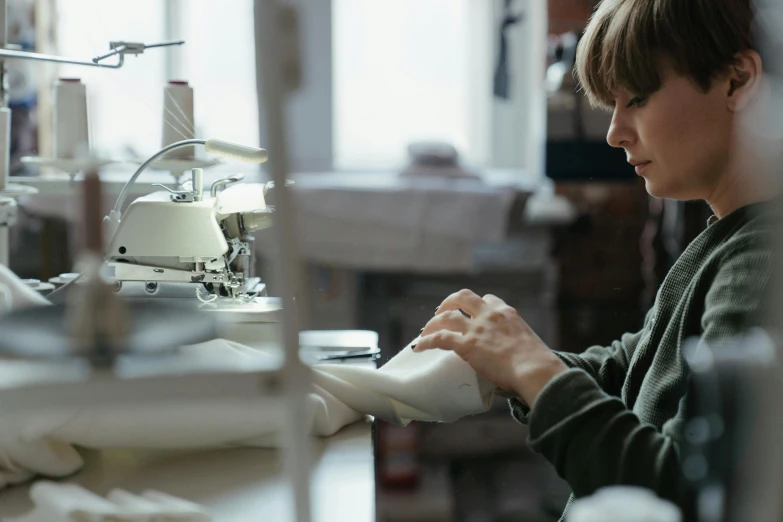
[634,162,651,175]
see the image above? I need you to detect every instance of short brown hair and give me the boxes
[576,0,755,109]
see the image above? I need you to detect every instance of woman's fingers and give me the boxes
[435,289,486,317]
[482,293,506,307]
[413,330,470,354]
[421,310,471,337]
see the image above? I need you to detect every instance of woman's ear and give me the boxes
[727,49,763,112]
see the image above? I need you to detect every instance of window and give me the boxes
[56,0,166,158]
[54,1,543,176]
[332,0,492,170]
[175,0,259,148]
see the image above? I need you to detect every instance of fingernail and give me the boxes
[435,306,439,312]
[420,327,425,332]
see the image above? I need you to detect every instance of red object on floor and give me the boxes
[376,421,422,490]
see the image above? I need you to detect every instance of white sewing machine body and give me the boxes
[106,178,273,299]
[105,176,282,345]
[108,191,228,262]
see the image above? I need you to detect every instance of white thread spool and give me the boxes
[162,80,195,159]
[53,78,90,159]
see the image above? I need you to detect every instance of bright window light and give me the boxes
[333,0,487,170]
[55,0,258,159]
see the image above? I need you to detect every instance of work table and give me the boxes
[0,421,374,522]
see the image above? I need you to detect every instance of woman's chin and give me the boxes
[642,177,673,199]
[642,178,664,198]
[643,179,694,201]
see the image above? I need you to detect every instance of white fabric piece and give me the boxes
[0,267,494,490]
[0,264,50,312]
[0,339,492,485]
[312,341,495,424]
[5,481,211,522]
[568,487,682,522]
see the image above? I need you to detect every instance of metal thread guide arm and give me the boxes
[0,39,184,69]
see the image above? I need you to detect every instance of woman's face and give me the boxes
[606,62,735,201]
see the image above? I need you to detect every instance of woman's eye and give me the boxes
[626,96,646,108]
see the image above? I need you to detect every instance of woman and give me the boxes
[414,0,779,518]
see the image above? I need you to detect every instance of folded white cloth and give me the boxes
[0,270,494,491]
[6,481,211,522]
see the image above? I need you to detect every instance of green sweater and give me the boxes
[510,200,777,519]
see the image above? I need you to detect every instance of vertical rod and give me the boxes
[254,1,312,522]
[0,0,8,108]
[82,170,102,255]
[746,1,783,520]
[0,220,8,265]
[163,0,182,80]
[0,0,9,191]
[0,0,11,269]
[0,107,10,191]
[0,0,8,48]
[192,167,203,201]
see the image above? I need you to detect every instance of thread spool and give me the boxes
[162,80,195,159]
[53,78,90,159]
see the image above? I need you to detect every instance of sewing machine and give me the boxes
[106,169,273,300]
[103,165,284,345]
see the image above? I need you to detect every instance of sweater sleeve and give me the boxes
[509,328,646,424]
[522,241,773,506]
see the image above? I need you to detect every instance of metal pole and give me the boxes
[724,2,783,520]
[164,0,182,80]
[753,0,783,519]
[0,196,14,265]
[0,0,6,47]
[254,1,312,522]
[0,0,10,266]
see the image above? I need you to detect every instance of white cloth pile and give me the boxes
[6,481,211,522]
[0,266,494,490]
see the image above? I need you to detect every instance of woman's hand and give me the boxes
[414,289,567,406]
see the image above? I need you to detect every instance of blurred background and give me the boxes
[3,1,720,521]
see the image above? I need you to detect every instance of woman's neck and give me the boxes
[706,151,781,218]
